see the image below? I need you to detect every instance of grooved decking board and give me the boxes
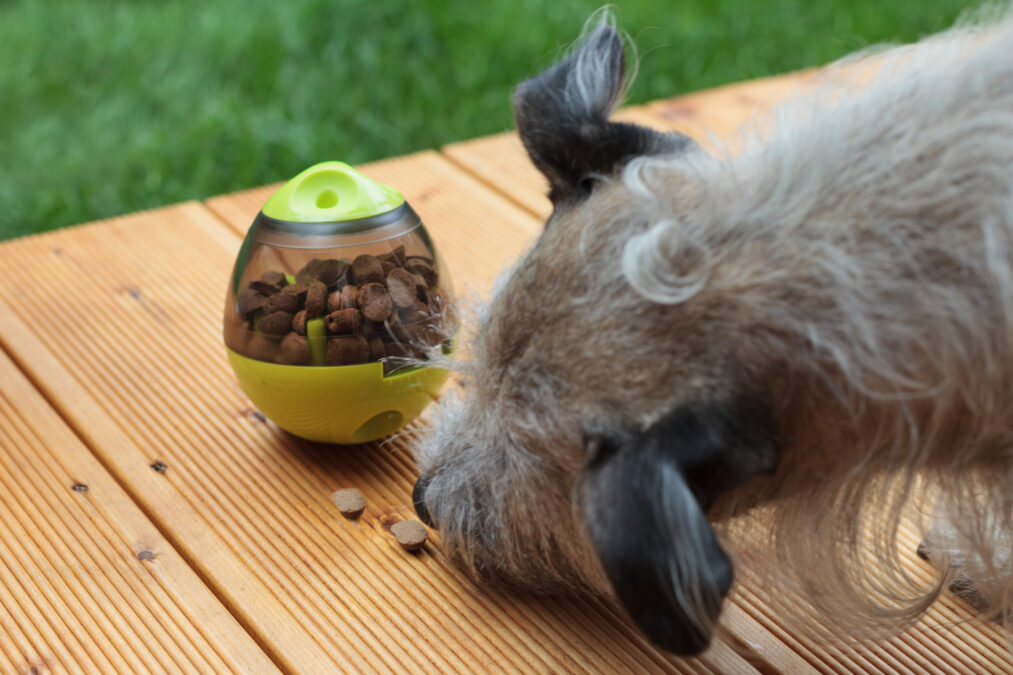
[442,71,819,222]
[0,189,762,671]
[442,71,1013,672]
[0,342,277,673]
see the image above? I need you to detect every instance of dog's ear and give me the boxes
[513,23,694,207]
[581,402,777,655]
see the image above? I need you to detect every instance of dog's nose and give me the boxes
[412,475,435,529]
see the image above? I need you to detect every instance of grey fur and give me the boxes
[414,8,1013,655]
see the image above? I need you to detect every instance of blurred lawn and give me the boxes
[0,0,983,239]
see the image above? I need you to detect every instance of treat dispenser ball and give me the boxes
[223,161,455,444]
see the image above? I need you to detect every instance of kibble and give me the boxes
[260,270,288,287]
[327,335,369,365]
[326,308,361,335]
[331,488,367,519]
[340,284,359,310]
[391,520,428,551]
[258,311,293,335]
[279,333,311,365]
[357,283,393,322]
[351,254,385,285]
[292,309,308,335]
[386,268,418,308]
[263,292,299,315]
[305,280,328,318]
[227,252,454,369]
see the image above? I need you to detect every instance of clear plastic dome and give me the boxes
[223,203,456,374]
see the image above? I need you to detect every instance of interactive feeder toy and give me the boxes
[224,161,455,444]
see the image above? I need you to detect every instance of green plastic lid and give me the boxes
[262,161,405,223]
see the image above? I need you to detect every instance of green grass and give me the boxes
[0,0,985,240]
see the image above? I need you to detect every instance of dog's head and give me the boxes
[414,22,779,655]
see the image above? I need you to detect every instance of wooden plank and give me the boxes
[442,70,1013,672]
[0,340,278,674]
[0,183,758,672]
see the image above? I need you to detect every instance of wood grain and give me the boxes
[0,338,277,674]
[0,184,757,672]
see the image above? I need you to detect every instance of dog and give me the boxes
[411,9,1013,656]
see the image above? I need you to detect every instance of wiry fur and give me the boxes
[414,7,1013,655]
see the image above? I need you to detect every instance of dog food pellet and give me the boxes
[340,284,359,310]
[297,258,347,287]
[405,258,438,287]
[305,280,328,317]
[249,279,281,295]
[292,309,308,335]
[331,488,366,519]
[228,252,454,369]
[326,307,362,334]
[386,268,418,308]
[327,335,370,365]
[263,291,300,315]
[279,333,311,365]
[238,288,267,317]
[368,336,386,361]
[258,310,293,335]
[352,254,385,285]
[246,333,277,361]
[260,270,288,287]
[391,520,428,551]
[326,290,344,314]
[357,283,393,321]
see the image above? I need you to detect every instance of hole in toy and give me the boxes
[352,410,404,443]
[316,189,338,209]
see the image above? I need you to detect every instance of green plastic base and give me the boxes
[226,348,448,444]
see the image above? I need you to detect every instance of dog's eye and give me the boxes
[577,175,598,196]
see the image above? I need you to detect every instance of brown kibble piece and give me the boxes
[249,280,281,295]
[340,284,358,310]
[367,336,386,361]
[351,254,384,285]
[327,336,369,365]
[405,259,438,288]
[391,520,428,551]
[297,258,346,287]
[264,291,300,314]
[246,334,277,362]
[259,311,293,335]
[305,280,328,317]
[260,270,288,287]
[292,309,307,335]
[386,268,418,308]
[326,308,361,334]
[358,283,393,322]
[327,290,344,314]
[280,282,308,302]
[383,340,410,359]
[381,260,396,275]
[389,245,407,266]
[279,333,311,365]
[238,288,267,318]
[398,301,429,326]
[331,488,366,519]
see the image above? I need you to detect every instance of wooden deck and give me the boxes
[0,70,1009,673]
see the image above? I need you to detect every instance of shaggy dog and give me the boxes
[412,9,1013,655]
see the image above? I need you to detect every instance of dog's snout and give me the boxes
[412,475,435,529]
